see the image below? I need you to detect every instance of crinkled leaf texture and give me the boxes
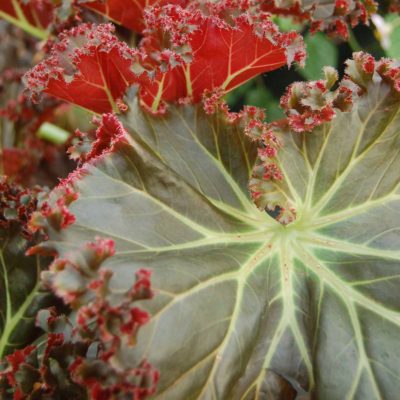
[139,12,304,112]
[49,79,400,398]
[78,0,186,32]
[265,0,376,38]
[269,0,373,20]
[287,0,337,19]
[0,227,52,359]
[24,16,304,115]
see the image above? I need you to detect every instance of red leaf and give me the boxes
[82,113,128,162]
[139,4,305,112]
[25,4,305,114]
[24,23,145,114]
[4,345,36,386]
[79,0,187,32]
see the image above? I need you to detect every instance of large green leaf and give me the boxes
[0,227,52,358]
[49,79,400,399]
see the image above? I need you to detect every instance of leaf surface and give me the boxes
[139,14,304,112]
[24,24,143,114]
[264,0,376,38]
[78,0,186,32]
[0,226,51,358]
[24,13,304,115]
[49,80,400,399]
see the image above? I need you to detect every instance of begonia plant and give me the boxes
[1,0,400,399]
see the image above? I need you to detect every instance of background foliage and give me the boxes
[0,0,399,399]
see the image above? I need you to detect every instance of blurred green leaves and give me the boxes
[273,16,303,32]
[298,32,338,80]
[226,79,284,122]
[384,14,400,58]
[244,83,284,121]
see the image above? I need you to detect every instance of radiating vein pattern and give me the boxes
[53,82,400,399]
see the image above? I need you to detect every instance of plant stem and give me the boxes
[0,10,48,40]
[37,123,71,145]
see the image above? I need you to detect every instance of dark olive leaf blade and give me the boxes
[0,227,52,358]
[49,80,400,399]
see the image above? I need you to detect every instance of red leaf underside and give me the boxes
[79,0,187,32]
[24,24,143,114]
[140,12,304,112]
